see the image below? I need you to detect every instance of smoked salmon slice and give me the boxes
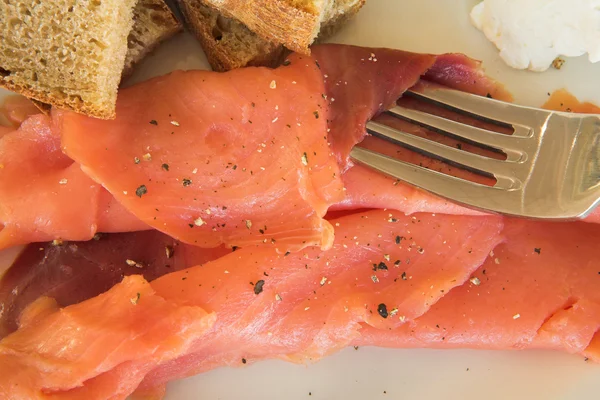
[354,218,600,361]
[0,95,40,128]
[310,45,437,165]
[0,45,516,251]
[0,115,148,250]
[59,52,344,252]
[312,45,512,167]
[0,210,502,399]
[0,274,215,400]
[0,230,229,338]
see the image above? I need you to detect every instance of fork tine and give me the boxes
[366,121,515,179]
[387,105,528,157]
[350,146,510,212]
[406,86,549,129]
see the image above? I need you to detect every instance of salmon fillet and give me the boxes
[0,274,215,399]
[0,44,599,400]
[0,45,513,251]
[0,210,503,399]
[354,218,600,360]
[0,230,229,337]
[59,52,344,252]
[0,115,148,249]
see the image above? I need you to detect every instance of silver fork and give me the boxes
[350,85,600,220]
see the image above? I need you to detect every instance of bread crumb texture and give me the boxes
[179,1,284,71]
[0,0,137,119]
[123,0,181,78]
[180,0,365,71]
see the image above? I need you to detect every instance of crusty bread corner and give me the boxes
[180,0,365,72]
[178,1,286,71]
[122,0,183,78]
[200,0,322,53]
[0,0,138,119]
[317,0,365,42]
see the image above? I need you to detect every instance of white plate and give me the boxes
[2,1,600,399]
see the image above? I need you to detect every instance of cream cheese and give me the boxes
[471,0,600,71]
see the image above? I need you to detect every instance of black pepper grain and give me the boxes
[135,185,147,198]
[254,279,265,295]
[377,303,389,318]
[372,262,388,271]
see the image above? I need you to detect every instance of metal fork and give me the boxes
[350,85,600,220]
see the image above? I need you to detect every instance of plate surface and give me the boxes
[2,1,600,399]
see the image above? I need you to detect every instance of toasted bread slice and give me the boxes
[123,0,183,78]
[178,1,285,71]
[0,0,181,119]
[180,0,365,72]
[199,0,364,53]
[0,0,139,119]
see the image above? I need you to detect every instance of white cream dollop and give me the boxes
[470,0,600,71]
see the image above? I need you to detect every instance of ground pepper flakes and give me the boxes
[135,185,147,198]
[377,303,389,318]
[254,280,265,295]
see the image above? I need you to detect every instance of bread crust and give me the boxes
[0,78,116,120]
[1,0,182,118]
[122,0,183,78]
[317,0,365,41]
[181,0,365,72]
[179,0,286,71]
[202,0,321,53]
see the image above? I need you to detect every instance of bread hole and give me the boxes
[89,38,107,50]
[70,94,84,106]
[8,18,22,29]
[31,72,38,82]
[0,68,10,78]
[211,26,223,41]
[39,58,47,66]
[128,35,145,49]
[68,5,73,12]
[90,0,102,7]
[216,15,232,33]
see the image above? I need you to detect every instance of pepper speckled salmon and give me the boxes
[0,45,513,251]
[0,115,148,249]
[0,210,504,399]
[58,51,344,252]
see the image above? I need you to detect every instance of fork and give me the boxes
[350,85,600,220]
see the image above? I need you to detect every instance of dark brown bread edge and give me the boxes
[181,0,365,72]
[203,0,320,53]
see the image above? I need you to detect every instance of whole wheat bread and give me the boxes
[179,0,365,72]
[197,0,364,53]
[0,0,181,119]
[124,0,182,78]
